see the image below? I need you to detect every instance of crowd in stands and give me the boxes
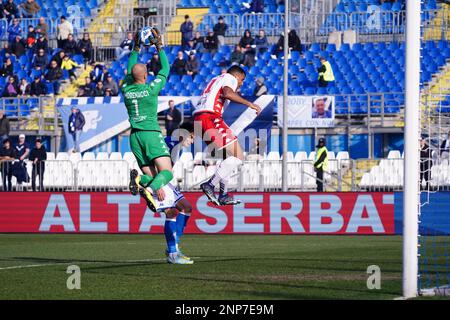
[0,0,98,99]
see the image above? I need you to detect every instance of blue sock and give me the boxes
[164,218,177,253]
[176,212,190,245]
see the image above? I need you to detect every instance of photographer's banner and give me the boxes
[277,95,335,128]
[0,192,395,234]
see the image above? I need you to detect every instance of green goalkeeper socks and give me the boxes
[149,170,173,191]
[139,175,153,188]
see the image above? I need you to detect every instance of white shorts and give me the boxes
[150,183,184,212]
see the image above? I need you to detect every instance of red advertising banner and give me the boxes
[0,192,395,234]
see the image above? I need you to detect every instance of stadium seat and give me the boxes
[82,152,95,161]
[56,152,69,160]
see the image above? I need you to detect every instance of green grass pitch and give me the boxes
[0,234,409,299]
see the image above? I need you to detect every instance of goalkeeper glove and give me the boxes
[133,31,141,52]
[149,27,163,51]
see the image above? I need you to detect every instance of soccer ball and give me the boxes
[140,26,156,47]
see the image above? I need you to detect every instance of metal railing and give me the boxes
[186,9,447,43]
[0,96,58,136]
[139,0,177,17]
[1,157,448,193]
[0,8,445,45]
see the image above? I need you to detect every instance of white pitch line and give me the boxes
[0,263,65,270]
[0,257,201,271]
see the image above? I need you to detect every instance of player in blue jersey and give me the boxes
[145,121,195,264]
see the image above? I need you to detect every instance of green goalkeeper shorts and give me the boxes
[129,129,170,168]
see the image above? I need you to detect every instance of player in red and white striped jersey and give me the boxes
[193,65,260,205]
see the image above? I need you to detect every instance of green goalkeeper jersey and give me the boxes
[121,50,169,132]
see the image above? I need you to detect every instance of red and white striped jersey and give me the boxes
[193,73,238,116]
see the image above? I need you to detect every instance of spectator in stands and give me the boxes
[19,78,31,96]
[180,15,193,48]
[32,48,47,70]
[19,0,40,19]
[57,16,73,49]
[242,0,265,13]
[30,75,46,96]
[93,81,105,96]
[36,16,48,39]
[314,137,328,192]
[204,31,218,55]
[183,40,195,55]
[171,51,187,76]
[239,29,256,67]
[45,60,63,95]
[82,76,95,95]
[420,137,432,190]
[103,74,118,96]
[90,63,108,83]
[317,56,335,87]
[0,57,13,77]
[3,0,18,22]
[0,110,10,144]
[11,35,26,57]
[213,16,228,47]
[288,30,302,52]
[254,29,269,54]
[29,137,46,191]
[3,76,19,97]
[104,88,113,97]
[0,138,16,191]
[273,30,302,58]
[147,52,161,76]
[186,52,199,77]
[440,131,450,159]
[115,32,133,60]
[192,31,205,53]
[61,54,79,82]
[63,34,78,56]
[68,107,85,152]
[51,50,66,68]
[13,133,30,189]
[77,87,87,97]
[254,77,268,97]
[7,18,22,43]
[165,100,182,137]
[26,25,36,49]
[34,33,48,54]
[77,32,93,64]
[98,67,110,83]
[230,45,245,66]
[247,137,265,161]
[312,97,332,118]
[2,43,12,58]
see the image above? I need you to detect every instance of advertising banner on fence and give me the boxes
[0,192,394,234]
[277,95,335,128]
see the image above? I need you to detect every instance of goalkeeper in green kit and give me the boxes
[123,28,172,212]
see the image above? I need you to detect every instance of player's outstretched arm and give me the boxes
[222,86,261,115]
[126,32,142,76]
[149,28,169,93]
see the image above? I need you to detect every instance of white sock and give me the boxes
[209,156,242,186]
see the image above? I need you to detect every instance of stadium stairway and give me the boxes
[424,3,450,41]
[87,0,136,47]
[166,8,210,45]
[351,159,380,191]
[23,66,93,131]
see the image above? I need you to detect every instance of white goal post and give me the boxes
[403,0,421,299]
